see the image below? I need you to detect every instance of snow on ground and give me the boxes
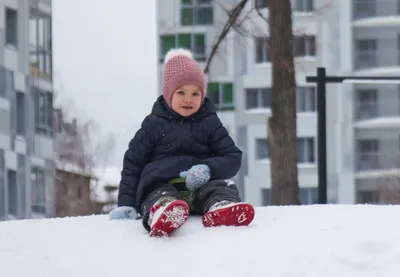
[1,205,400,277]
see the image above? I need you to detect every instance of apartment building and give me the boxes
[332,0,400,204]
[0,0,54,220]
[156,0,400,206]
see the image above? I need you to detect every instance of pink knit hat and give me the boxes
[162,48,207,107]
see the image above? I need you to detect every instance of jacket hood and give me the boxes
[151,95,217,121]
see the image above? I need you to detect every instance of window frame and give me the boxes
[180,0,214,26]
[160,33,207,62]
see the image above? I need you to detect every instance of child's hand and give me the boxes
[109,206,138,220]
[180,164,210,191]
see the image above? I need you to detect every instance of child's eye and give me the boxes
[193,92,200,96]
[177,90,185,95]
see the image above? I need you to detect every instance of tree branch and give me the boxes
[204,0,249,74]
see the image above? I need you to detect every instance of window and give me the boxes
[247,86,315,112]
[354,39,377,69]
[353,0,376,19]
[261,188,271,206]
[29,9,52,80]
[53,108,63,134]
[16,92,26,136]
[7,170,18,217]
[17,154,26,218]
[0,67,5,98]
[255,137,315,163]
[297,137,315,163]
[5,8,18,48]
[245,88,271,109]
[297,86,316,112]
[34,89,53,137]
[256,35,315,62]
[256,0,313,12]
[293,0,314,12]
[300,188,318,204]
[355,89,378,120]
[160,33,206,62]
[0,149,5,219]
[293,35,316,57]
[7,71,16,135]
[357,89,377,103]
[398,1,400,15]
[356,139,379,170]
[357,190,379,204]
[207,82,234,110]
[255,37,270,63]
[255,0,268,9]
[31,166,46,213]
[181,0,213,25]
[255,138,269,160]
[77,185,83,201]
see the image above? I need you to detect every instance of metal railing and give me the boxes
[354,101,400,120]
[355,152,400,171]
[353,0,400,19]
[354,48,400,70]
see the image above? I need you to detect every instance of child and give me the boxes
[109,48,255,237]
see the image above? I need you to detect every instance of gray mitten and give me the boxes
[109,206,138,220]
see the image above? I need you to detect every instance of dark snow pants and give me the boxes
[141,179,241,231]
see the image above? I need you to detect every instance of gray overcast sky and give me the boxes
[52,0,157,167]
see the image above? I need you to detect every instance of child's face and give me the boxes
[171,84,202,117]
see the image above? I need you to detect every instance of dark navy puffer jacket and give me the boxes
[117,95,242,212]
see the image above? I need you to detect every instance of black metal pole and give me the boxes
[316,67,327,204]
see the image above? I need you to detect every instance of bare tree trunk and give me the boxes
[268,0,300,205]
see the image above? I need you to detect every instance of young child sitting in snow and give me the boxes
[109,48,255,237]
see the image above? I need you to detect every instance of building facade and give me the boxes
[0,0,54,220]
[333,0,400,204]
[156,0,400,206]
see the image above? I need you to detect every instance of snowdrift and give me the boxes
[1,204,400,277]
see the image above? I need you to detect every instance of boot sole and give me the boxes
[149,200,189,237]
[202,203,255,228]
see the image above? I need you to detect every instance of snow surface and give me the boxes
[1,205,400,277]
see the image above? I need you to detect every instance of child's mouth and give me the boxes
[182,106,193,110]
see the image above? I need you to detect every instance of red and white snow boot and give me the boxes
[202,201,255,228]
[148,197,190,237]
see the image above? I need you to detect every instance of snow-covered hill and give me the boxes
[1,205,399,277]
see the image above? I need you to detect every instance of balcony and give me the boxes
[353,0,400,27]
[354,46,400,73]
[355,151,400,172]
[355,101,400,121]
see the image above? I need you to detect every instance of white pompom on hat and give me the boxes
[164,48,194,65]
